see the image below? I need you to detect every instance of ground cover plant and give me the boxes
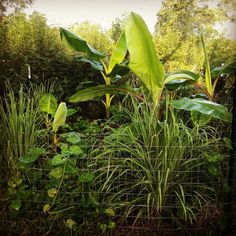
[0,4,235,236]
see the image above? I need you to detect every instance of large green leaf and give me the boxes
[201,33,213,97]
[107,63,130,78]
[75,56,103,71]
[125,12,165,102]
[79,172,94,183]
[172,98,232,123]
[39,94,57,115]
[164,70,199,84]
[52,102,67,133]
[60,28,105,59]
[69,85,132,103]
[60,132,83,144]
[211,61,236,78]
[19,147,46,164]
[164,70,199,90]
[107,30,127,74]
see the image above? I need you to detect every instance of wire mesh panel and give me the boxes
[0,144,232,235]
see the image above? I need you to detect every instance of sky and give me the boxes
[24,0,235,38]
[24,0,162,32]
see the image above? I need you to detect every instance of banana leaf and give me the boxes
[69,85,134,103]
[107,30,127,74]
[53,102,67,132]
[211,61,236,78]
[201,33,213,97]
[60,27,105,60]
[172,98,232,123]
[164,70,199,90]
[75,56,103,71]
[39,94,57,115]
[125,12,165,103]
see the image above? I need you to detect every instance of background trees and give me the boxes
[0,12,99,97]
[154,0,236,72]
[0,0,33,18]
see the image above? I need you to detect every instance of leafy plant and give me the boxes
[39,94,68,144]
[60,27,128,117]
[0,83,43,177]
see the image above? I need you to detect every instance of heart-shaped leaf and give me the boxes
[79,172,94,183]
[39,94,57,115]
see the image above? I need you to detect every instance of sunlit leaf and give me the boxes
[125,12,165,103]
[60,28,105,59]
[173,98,232,123]
[107,30,127,74]
[43,204,50,213]
[201,33,213,97]
[51,154,67,166]
[52,102,67,133]
[39,94,57,115]
[104,208,115,216]
[65,219,76,229]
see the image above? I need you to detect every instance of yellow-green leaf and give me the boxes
[125,12,165,103]
[104,208,115,216]
[47,188,58,198]
[43,204,50,213]
[52,102,67,133]
[107,30,127,74]
[65,219,76,229]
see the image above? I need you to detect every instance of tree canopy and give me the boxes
[154,0,236,72]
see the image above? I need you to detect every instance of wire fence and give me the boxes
[0,144,234,236]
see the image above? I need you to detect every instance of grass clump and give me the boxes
[91,97,224,230]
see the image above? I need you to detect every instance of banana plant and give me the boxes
[60,28,129,117]
[60,13,197,113]
[171,34,233,123]
[60,12,231,122]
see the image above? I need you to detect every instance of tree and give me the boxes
[154,0,235,72]
[218,0,236,21]
[109,14,127,43]
[0,12,100,97]
[0,0,33,18]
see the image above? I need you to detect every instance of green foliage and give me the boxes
[0,83,43,176]
[0,12,99,99]
[0,0,32,15]
[154,0,235,72]
[39,94,57,115]
[19,147,46,164]
[109,14,127,43]
[69,21,114,56]
[172,97,232,122]
[60,27,105,60]
[125,12,165,104]
[92,98,225,227]
[52,102,67,133]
